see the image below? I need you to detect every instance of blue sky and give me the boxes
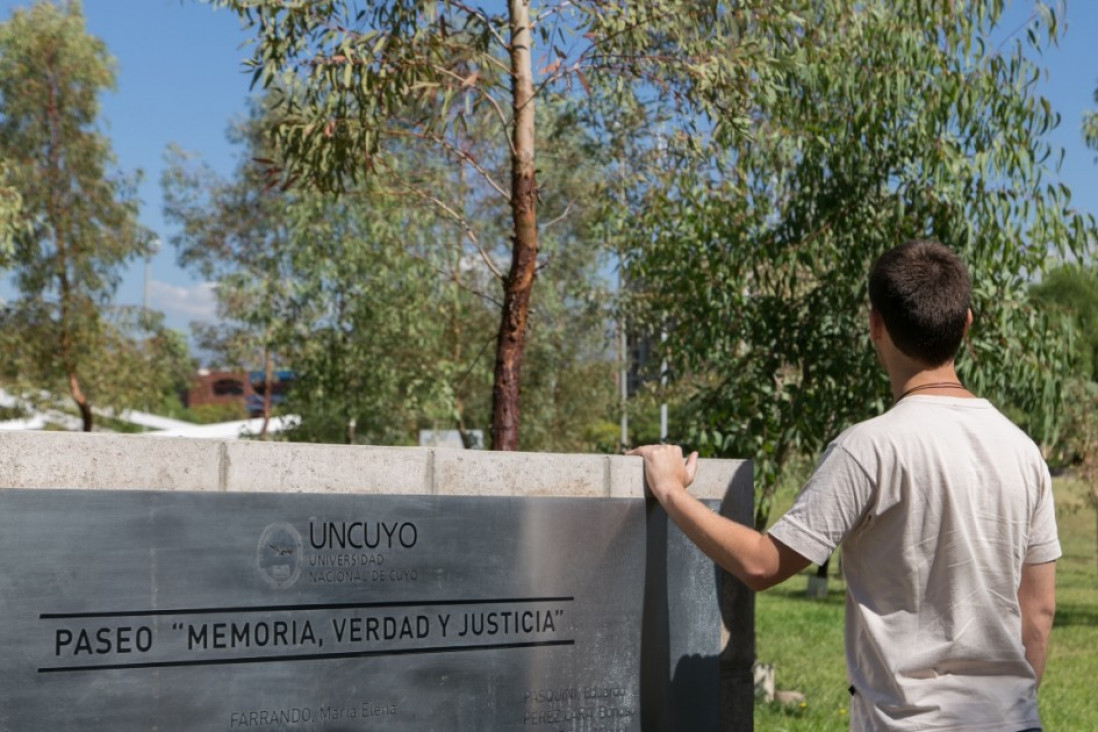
[1,0,1096,335]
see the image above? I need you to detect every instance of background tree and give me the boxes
[163,123,296,439]
[165,100,480,445]
[166,94,617,450]
[0,0,168,430]
[0,161,21,262]
[1074,57,1098,574]
[1032,270,1098,575]
[625,0,1095,527]
[1032,266,1098,383]
[273,188,463,446]
[207,0,800,450]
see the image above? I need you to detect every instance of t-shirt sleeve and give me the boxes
[1025,463,1062,565]
[767,443,875,566]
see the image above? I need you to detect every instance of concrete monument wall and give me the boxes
[0,431,755,731]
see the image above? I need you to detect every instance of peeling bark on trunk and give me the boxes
[59,268,92,432]
[68,370,93,432]
[491,0,539,452]
[57,214,91,433]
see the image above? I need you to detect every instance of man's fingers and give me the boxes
[625,444,696,498]
[684,451,699,484]
[626,444,680,459]
[626,444,692,477]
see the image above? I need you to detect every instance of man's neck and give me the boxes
[889,362,971,403]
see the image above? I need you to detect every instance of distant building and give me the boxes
[183,369,295,417]
[246,370,295,417]
[182,370,254,411]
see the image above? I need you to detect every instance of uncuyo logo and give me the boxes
[257,522,303,588]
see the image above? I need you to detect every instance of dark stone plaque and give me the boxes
[0,489,649,731]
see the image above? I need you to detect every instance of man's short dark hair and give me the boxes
[868,240,971,366]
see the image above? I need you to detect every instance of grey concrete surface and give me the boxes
[0,430,745,500]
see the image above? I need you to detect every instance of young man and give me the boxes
[630,240,1058,731]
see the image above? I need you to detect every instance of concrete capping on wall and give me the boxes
[0,431,748,502]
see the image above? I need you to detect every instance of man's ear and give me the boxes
[869,309,884,342]
[963,308,973,337]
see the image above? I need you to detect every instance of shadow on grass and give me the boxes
[1053,602,1098,627]
[765,581,848,607]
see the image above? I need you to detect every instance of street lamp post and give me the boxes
[143,237,161,312]
[141,237,162,429]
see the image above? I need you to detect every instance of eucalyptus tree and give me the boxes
[626,0,1095,527]
[163,120,294,439]
[1032,266,1098,383]
[166,95,493,445]
[206,0,801,450]
[1033,265,1098,569]
[166,92,618,450]
[0,161,21,261]
[272,184,467,447]
[0,1,159,431]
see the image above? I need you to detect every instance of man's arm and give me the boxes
[629,445,810,591]
[1017,560,1056,687]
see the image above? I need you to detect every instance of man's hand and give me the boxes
[626,444,698,504]
[627,444,809,591]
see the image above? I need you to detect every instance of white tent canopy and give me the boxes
[0,389,298,439]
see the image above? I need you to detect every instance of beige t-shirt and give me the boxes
[769,396,1060,731]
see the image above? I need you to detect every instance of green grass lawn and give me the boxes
[752,473,1098,730]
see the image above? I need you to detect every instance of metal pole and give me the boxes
[143,238,161,312]
[620,314,628,451]
[660,329,668,443]
[618,244,629,452]
[141,238,161,430]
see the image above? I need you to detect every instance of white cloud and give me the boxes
[149,280,218,327]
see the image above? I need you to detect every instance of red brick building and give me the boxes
[182,370,255,411]
[182,370,294,417]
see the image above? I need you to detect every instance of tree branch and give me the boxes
[539,199,575,230]
[383,127,511,202]
[446,0,510,51]
[376,160,505,281]
[406,249,504,309]
[424,65,517,157]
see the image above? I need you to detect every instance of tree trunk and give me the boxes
[58,279,92,432]
[57,249,92,432]
[47,64,93,433]
[491,0,538,451]
[345,417,356,446]
[68,370,93,432]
